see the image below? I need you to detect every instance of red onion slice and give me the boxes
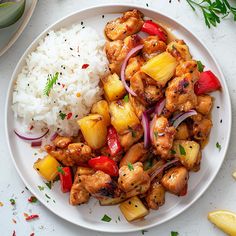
[150,159,180,181]
[14,129,49,141]
[172,110,197,128]
[141,112,150,148]
[50,132,58,141]
[31,141,42,147]
[120,44,144,96]
[154,98,166,116]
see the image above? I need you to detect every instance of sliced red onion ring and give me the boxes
[149,115,155,143]
[14,129,49,141]
[50,132,58,141]
[170,112,184,124]
[120,44,144,96]
[141,112,150,148]
[172,110,197,128]
[154,98,166,116]
[150,159,180,181]
[31,141,42,147]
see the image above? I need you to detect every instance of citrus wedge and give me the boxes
[208,210,236,236]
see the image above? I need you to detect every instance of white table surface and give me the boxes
[1,0,236,235]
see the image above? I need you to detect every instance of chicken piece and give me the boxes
[175,60,200,82]
[165,73,197,112]
[80,171,120,199]
[167,40,192,61]
[129,94,146,119]
[118,162,150,198]
[196,95,213,115]
[53,135,72,149]
[69,168,90,205]
[192,117,212,145]
[105,34,142,74]
[105,9,144,41]
[151,116,176,159]
[142,36,167,60]
[175,123,189,140]
[145,182,165,210]
[125,56,145,81]
[161,166,189,196]
[44,142,92,166]
[120,142,148,167]
[144,85,163,104]
[119,124,144,150]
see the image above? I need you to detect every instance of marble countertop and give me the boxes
[1,0,236,235]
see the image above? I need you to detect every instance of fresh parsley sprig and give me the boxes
[44,72,59,96]
[186,0,236,28]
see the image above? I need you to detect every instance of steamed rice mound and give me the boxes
[12,25,109,136]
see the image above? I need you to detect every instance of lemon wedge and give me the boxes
[208,210,236,236]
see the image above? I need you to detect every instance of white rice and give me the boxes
[12,25,109,136]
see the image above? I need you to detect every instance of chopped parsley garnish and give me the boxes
[44,72,59,96]
[45,182,52,189]
[59,112,66,120]
[144,158,153,171]
[128,162,134,171]
[216,142,221,151]
[101,214,112,222]
[170,149,176,155]
[171,231,179,236]
[154,131,158,139]
[142,230,148,235]
[123,94,129,102]
[128,126,136,138]
[118,216,121,221]
[10,199,15,205]
[179,144,186,155]
[196,60,204,72]
[38,185,44,191]
[57,166,65,175]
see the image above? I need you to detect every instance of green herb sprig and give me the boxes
[186,0,236,28]
[44,72,59,96]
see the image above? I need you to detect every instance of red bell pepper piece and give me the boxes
[59,167,73,193]
[88,156,119,177]
[194,70,221,95]
[107,126,122,156]
[25,214,39,221]
[141,20,168,43]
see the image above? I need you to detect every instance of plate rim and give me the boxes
[5,3,232,233]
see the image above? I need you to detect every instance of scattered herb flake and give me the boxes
[118,216,121,221]
[142,229,148,235]
[101,214,112,222]
[45,182,52,189]
[25,214,39,221]
[44,72,59,96]
[171,149,176,155]
[59,112,66,120]
[171,231,179,236]
[38,185,44,191]
[216,142,221,151]
[197,60,204,72]
[144,158,153,171]
[179,144,186,155]
[128,126,136,138]
[10,199,15,205]
[45,194,51,199]
[28,196,37,203]
[154,131,158,139]
[57,166,65,175]
[123,94,129,102]
[128,162,134,171]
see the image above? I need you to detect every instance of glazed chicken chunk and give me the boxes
[151,116,176,159]
[125,56,145,81]
[80,170,119,199]
[145,182,165,210]
[118,162,150,198]
[161,166,189,196]
[165,73,198,112]
[195,95,213,115]
[105,9,144,41]
[105,34,141,74]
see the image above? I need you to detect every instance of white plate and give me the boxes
[0,0,38,57]
[5,4,232,233]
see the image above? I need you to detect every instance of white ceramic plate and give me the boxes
[0,0,37,57]
[5,4,232,233]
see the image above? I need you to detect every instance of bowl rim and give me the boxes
[5,3,232,233]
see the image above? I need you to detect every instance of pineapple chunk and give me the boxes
[208,210,236,236]
[77,114,107,149]
[102,73,126,101]
[119,196,149,222]
[172,140,201,171]
[109,100,140,133]
[141,52,177,87]
[91,100,111,126]
[175,123,189,140]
